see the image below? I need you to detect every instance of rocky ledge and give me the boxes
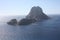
[7,6,49,25]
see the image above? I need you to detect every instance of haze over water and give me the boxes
[0,15,60,40]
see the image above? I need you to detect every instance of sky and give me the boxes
[0,0,60,16]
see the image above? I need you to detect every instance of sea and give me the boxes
[0,15,60,40]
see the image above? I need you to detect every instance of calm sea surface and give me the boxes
[0,15,60,40]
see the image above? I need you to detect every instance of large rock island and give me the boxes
[18,6,49,25]
[26,6,49,20]
[7,6,49,25]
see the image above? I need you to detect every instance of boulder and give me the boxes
[7,19,17,25]
[18,6,49,25]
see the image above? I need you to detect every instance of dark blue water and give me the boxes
[0,15,60,40]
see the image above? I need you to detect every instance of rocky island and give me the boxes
[7,19,17,25]
[7,6,49,25]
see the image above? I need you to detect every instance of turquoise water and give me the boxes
[0,15,60,40]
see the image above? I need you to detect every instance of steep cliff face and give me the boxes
[26,6,49,21]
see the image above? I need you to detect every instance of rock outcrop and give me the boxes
[26,6,49,21]
[18,6,49,25]
[7,6,49,25]
[18,18,36,25]
[7,19,17,25]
